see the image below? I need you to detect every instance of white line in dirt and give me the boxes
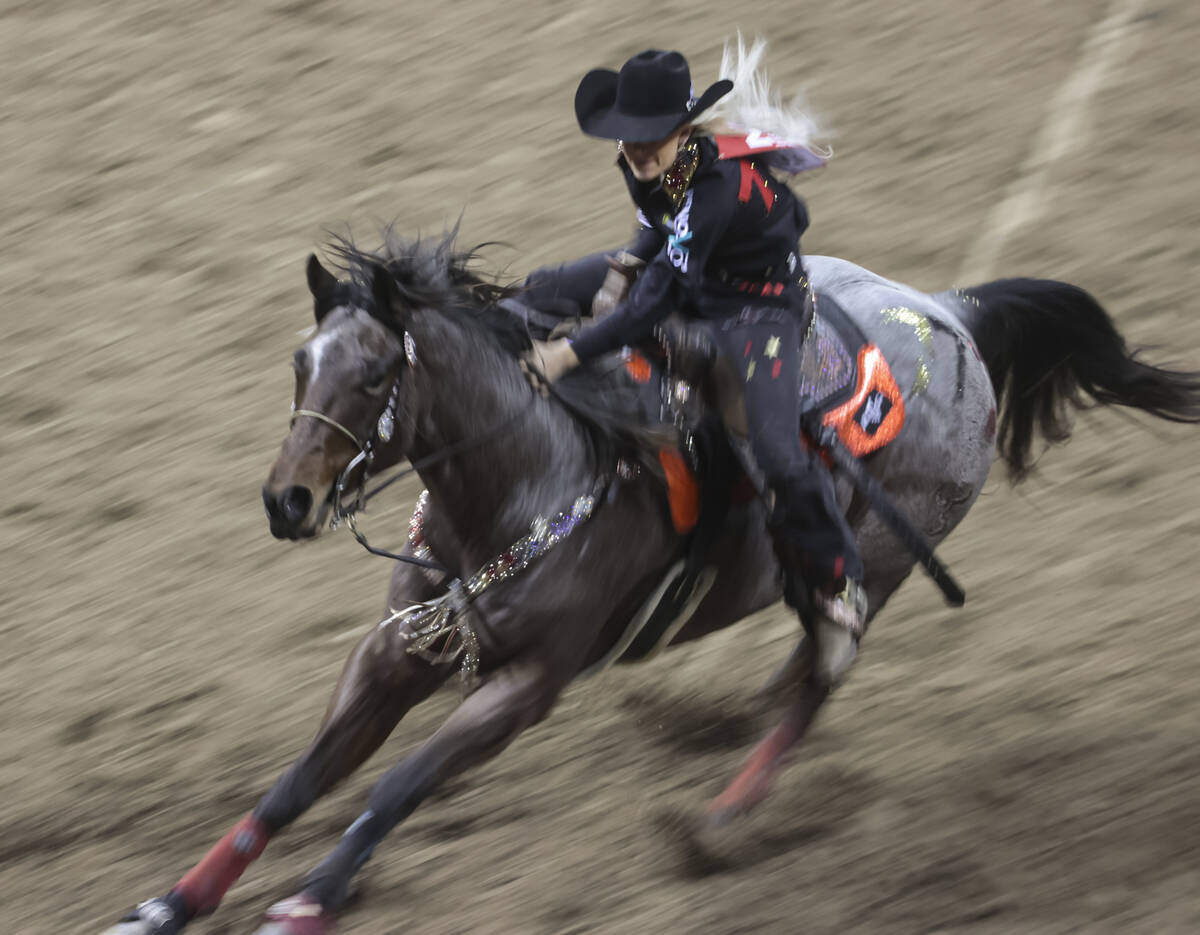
[956,0,1149,284]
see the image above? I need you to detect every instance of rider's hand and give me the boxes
[520,338,580,395]
[591,252,644,319]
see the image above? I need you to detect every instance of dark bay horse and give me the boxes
[107,232,1200,935]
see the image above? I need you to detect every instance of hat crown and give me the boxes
[614,50,694,119]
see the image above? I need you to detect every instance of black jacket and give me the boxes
[570,135,809,361]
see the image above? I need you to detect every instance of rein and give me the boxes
[336,406,533,573]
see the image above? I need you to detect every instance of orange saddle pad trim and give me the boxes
[658,448,701,534]
[820,344,905,456]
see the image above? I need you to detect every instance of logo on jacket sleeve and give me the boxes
[667,190,694,272]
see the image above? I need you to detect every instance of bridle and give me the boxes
[288,328,533,573]
[290,372,402,510]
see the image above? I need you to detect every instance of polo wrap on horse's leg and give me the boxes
[173,813,271,916]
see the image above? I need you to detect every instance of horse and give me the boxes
[106,231,1200,935]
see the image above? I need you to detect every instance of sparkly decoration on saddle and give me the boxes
[386,487,600,687]
[797,312,855,405]
[404,331,418,367]
[662,142,700,210]
[880,306,934,397]
[764,335,782,359]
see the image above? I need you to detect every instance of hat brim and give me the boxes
[575,71,733,142]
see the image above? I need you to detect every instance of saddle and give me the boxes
[499,293,908,669]
[590,294,906,667]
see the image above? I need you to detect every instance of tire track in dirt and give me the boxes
[957,0,1149,283]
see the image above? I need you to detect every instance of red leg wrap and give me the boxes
[174,813,270,916]
[708,715,803,816]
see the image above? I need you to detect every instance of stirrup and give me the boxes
[816,578,868,638]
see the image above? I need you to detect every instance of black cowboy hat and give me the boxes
[574,49,733,143]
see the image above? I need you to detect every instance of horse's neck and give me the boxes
[411,332,589,565]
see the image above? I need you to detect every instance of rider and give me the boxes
[525,44,867,685]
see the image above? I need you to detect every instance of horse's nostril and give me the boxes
[280,486,312,524]
[263,485,313,528]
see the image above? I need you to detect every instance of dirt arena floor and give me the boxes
[2,0,1198,932]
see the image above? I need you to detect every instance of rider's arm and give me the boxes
[625,210,664,262]
[519,213,661,320]
[568,168,737,362]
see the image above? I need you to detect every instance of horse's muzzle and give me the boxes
[262,484,317,539]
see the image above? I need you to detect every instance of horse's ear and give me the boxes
[370,261,405,325]
[306,253,338,323]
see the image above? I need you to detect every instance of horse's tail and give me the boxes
[945,278,1200,479]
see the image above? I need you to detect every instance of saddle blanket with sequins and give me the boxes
[803,295,906,459]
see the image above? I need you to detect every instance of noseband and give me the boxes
[290,373,402,509]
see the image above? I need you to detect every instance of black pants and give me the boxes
[713,305,864,607]
[523,252,610,321]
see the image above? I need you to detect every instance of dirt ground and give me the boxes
[2,0,1198,932]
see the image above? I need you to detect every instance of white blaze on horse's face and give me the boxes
[305,319,344,388]
[299,308,398,412]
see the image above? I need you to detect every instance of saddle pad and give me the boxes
[804,296,906,458]
[798,310,857,409]
[819,344,906,457]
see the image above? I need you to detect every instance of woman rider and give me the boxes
[525,44,868,685]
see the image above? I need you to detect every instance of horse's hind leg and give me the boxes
[105,572,451,935]
[253,651,571,933]
[710,552,915,823]
[708,673,831,822]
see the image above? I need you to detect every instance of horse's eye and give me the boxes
[292,349,308,372]
[363,371,391,395]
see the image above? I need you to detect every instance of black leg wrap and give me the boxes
[302,750,439,911]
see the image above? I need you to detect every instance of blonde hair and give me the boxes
[695,34,832,170]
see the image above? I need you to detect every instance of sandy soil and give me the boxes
[1,0,1198,932]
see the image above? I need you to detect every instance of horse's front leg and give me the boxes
[105,565,451,935]
[253,650,572,934]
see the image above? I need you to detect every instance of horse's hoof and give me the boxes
[100,898,184,935]
[252,895,335,935]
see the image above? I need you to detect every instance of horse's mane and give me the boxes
[325,229,672,473]
[325,227,528,354]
